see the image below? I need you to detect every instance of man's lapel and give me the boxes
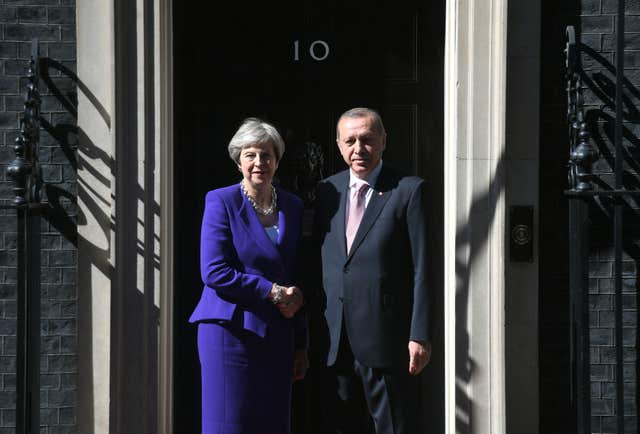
[346,167,393,261]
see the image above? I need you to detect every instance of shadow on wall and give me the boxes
[39,54,110,433]
[454,153,506,434]
[40,14,162,431]
[579,43,640,431]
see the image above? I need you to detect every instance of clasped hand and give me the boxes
[274,286,304,318]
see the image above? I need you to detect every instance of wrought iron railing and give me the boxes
[3,38,46,434]
[565,2,640,431]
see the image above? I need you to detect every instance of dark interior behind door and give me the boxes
[174,2,444,432]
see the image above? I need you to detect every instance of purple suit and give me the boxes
[190,184,305,434]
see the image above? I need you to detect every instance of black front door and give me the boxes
[174,2,444,433]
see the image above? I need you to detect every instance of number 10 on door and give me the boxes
[293,40,330,62]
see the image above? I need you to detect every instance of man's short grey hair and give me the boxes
[228,117,285,164]
[336,107,386,139]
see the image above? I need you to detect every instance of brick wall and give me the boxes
[581,1,639,433]
[541,1,639,433]
[0,2,77,433]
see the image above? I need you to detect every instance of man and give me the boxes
[314,107,431,434]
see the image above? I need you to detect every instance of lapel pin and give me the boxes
[378,191,384,196]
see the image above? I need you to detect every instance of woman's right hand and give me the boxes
[270,285,303,318]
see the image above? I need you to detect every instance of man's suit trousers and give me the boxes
[323,322,420,434]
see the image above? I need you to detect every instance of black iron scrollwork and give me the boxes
[7,39,42,206]
[566,26,599,192]
[292,141,325,207]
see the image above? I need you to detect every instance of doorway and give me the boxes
[173,1,445,432]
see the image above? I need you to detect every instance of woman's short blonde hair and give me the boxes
[228,118,285,164]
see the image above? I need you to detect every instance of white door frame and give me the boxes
[443,0,508,433]
[158,0,174,432]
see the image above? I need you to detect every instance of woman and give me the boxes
[189,118,308,434]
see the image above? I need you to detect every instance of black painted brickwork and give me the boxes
[0,2,77,434]
[541,1,639,433]
[581,1,639,433]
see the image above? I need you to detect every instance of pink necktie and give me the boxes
[346,183,369,254]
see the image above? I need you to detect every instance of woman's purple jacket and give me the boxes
[189,183,307,348]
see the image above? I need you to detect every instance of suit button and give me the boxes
[343,267,349,274]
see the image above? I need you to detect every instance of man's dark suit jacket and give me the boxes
[315,164,429,368]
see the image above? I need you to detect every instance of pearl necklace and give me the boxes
[240,181,278,216]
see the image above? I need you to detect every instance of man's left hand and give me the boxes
[408,340,431,375]
[292,349,309,381]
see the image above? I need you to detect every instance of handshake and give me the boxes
[269,284,304,318]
